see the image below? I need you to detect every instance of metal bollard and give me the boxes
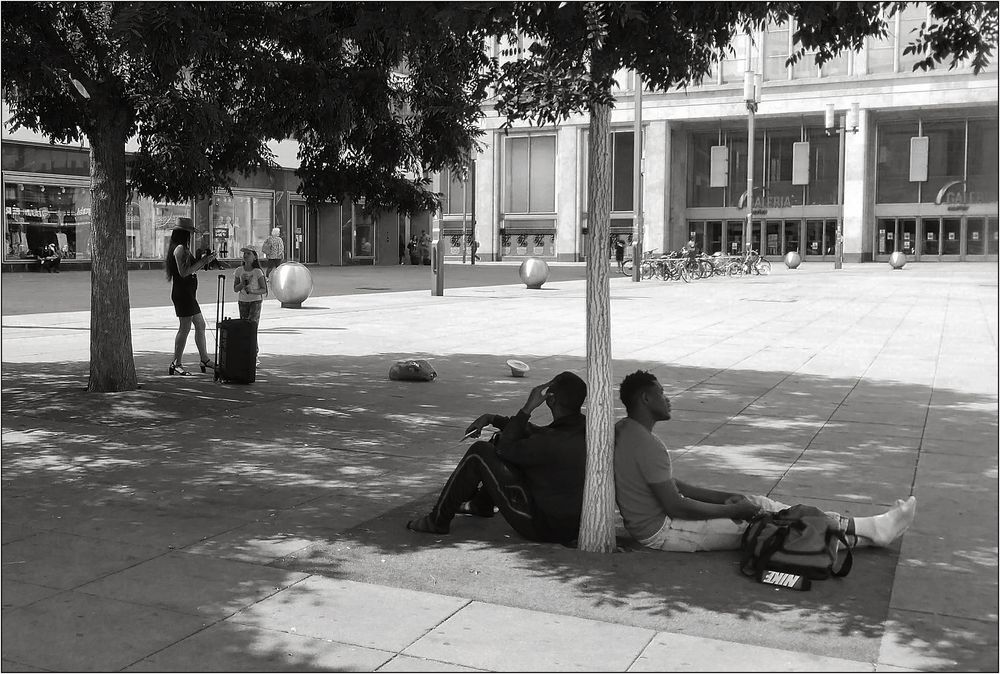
[431,238,445,296]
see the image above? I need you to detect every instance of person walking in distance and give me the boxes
[614,370,917,553]
[260,227,284,278]
[165,217,218,376]
[614,236,626,273]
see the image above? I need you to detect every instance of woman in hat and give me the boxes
[164,217,217,376]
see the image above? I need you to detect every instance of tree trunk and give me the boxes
[578,92,616,553]
[87,123,138,392]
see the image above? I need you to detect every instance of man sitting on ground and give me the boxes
[614,370,916,552]
[407,371,588,545]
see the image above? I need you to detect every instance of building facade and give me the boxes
[450,6,998,263]
[1,140,421,271]
[3,5,997,270]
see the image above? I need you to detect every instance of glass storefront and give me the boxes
[689,125,840,209]
[208,192,273,260]
[4,181,91,261]
[877,216,997,260]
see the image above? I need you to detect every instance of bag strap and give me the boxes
[829,530,854,577]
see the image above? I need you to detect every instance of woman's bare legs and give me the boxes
[173,316,193,364]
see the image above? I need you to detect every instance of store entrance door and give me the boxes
[291,202,317,263]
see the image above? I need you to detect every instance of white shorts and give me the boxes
[639,494,791,552]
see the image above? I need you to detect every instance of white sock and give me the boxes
[852,496,917,547]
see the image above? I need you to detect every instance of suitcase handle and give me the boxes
[215,274,226,381]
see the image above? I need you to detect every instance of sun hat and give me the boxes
[240,245,259,258]
[506,359,529,377]
[173,217,199,233]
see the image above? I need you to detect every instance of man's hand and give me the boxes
[463,413,495,439]
[725,494,761,522]
[520,379,554,416]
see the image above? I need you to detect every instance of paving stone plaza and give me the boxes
[2,261,997,671]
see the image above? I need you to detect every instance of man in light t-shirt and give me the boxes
[613,370,916,553]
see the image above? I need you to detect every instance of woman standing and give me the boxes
[165,218,217,376]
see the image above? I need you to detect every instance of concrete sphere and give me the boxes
[784,251,802,269]
[271,261,314,308]
[518,258,550,289]
[889,251,907,270]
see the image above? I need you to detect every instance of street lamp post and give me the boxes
[460,168,467,264]
[744,70,761,253]
[826,102,859,270]
[631,72,644,282]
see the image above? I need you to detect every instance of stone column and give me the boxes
[843,108,869,262]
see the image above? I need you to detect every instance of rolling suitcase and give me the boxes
[214,274,257,384]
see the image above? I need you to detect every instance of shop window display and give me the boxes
[4,182,91,261]
[210,193,273,260]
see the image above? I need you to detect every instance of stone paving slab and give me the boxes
[2,531,165,590]
[124,621,395,672]
[402,601,655,672]
[1,591,209,672]
[75,551,310,619]
[628,631,873,672]
[230,576,470,652]
[878,609,999,672]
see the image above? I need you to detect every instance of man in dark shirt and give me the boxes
[407,371,588,545]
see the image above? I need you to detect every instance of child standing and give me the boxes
[233,246,267,360]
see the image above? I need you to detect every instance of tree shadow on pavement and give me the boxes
[1,353,997,671]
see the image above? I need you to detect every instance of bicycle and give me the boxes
[727,249,772,277]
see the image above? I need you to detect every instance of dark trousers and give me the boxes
[430,441,557,542]
[264,258,281,277]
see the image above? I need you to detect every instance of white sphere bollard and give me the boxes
[784,251,802,269]
[271,261,314,308]
[889,251,907,270]
[518,258,550,289]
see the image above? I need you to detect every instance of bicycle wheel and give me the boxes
[676,263,690,283]
[726,261,745,277]
[641,261,656,279]
[622,259,634,276]
[755,259,772,276]
[657,261,672,281]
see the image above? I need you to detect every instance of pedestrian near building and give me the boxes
[418,229,431,265]
[614,236,626,273]
[260,228,284,278]
[37,243,61,273]
[406,235,418,264]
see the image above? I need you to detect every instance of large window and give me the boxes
[921,120,965,203]
[764,21,790,81]
[967,120,999,202]
[877,117,998,205]
[720,33,749,84]
[504,135,555,214]
[807,131,840,205]
[441,165,473,216]
[876,122,920,203]
[502,134,556,258]
[4,181,91,261]
[209,192,273,259]
[897,5,928,73]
